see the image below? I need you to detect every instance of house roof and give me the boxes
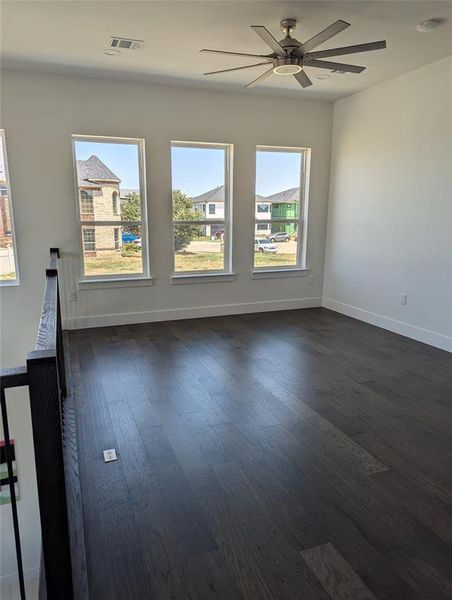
[190,185,299,204]
[266,187,300,203]
[120,188,139,198]
[191,185,225,204]
[76,155,121,188]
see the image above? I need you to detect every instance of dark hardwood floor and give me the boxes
[68,307,452,599]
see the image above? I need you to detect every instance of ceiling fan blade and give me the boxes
[293,70,313,88]
[245,67,274,88]
[304,40,387,60]
[200,49,272,59]
[204,62,272,76]
[301,20,350,53]
[250,26,286,55]
[303,59,366,73]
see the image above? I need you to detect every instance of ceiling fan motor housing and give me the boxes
[273,56,303,75]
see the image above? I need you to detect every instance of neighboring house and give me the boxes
[120,188,139,202]
[266,187,300,235]
[0,183,11,245]
[191,185,225,237]
[190,185,300,237]
[76,155,122,256]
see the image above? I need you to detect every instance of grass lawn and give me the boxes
[84,255,143,276]
[83,250,296,276]
[0,272,16,280]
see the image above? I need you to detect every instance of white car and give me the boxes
[255,238,278,253]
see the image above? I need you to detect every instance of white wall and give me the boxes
[324,56,452,351]
[1,69,333,334]
[0,69,332,583]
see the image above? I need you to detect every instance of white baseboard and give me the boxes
[64,297,322,330]
[322,297,452,352]
[0,565,39,587]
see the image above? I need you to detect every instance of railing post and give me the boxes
[26,349,73,599]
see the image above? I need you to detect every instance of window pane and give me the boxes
[171,143,229,273]
[73,136,146,279]
[74,140,142,222]
[174,224,224,272]
[255,147,304,269]
[82,225,143,277]
[254,223,299,268]
[0,131,17,281]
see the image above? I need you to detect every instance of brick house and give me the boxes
[76,155,122,256]
[0,139,12,246]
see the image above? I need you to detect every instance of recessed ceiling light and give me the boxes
[416,18,446,32]
[316,74,331,80]
[103,49,120,56]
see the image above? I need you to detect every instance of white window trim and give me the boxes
[171,141,233,279]
[0,129,20,286]
[253,145,311,275]
[72,135,150,283]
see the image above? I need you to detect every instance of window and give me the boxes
[114,227,120,250]
[72,135,148,279]
[112,191,119,215]
[254,146,309,270]
[80,190,94,214]
[83,227,95,252]
[171,142,232,274]
[0,130,19,283]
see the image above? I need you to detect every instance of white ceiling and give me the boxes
[1,1,451,101]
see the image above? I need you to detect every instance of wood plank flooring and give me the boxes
[68,308,452,599]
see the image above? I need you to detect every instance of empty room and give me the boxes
[0,1,451,599]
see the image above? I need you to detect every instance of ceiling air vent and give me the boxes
[109,37,143,50]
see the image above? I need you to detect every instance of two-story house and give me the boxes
[76,155,122,256]
[190,185,299,237]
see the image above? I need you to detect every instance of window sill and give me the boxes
[0,279,20,287]
[79,276,154,290]
[171,272,236,285]
[251,268,310,280]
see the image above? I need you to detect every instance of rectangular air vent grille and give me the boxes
[110,37,143,50]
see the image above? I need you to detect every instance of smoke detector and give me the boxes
[109,37,143,50]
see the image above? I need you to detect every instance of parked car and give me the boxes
[255,238,278,254]
[133,237,142,248]
[269,232,291,243]
[122,232,139,243]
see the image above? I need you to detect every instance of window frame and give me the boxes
[72,134,149,282]
[253,145,311,272]
[170,141,233,277]
[0,129,20,286]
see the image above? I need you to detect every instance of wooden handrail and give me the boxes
[0,248,74,599]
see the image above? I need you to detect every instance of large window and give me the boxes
[254,146,309,270]
[0,130,19,284]
[72,136,148,279]
[171,142,232,274]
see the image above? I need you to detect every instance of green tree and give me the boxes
[121,192,141,236]
[172,189,203,253]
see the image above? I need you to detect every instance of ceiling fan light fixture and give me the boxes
[272,57,302,75]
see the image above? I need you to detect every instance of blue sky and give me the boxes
[171,146,225,197]
[75,141,302,197]
[255,151,302,197]
[74,141,140,189]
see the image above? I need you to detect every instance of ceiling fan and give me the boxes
[200,18,386,88]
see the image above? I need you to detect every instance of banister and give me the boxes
[1,248,74,599]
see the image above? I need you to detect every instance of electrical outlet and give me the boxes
[69,291,78,302]
[103,448,117,463]
[400,294,408,306]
